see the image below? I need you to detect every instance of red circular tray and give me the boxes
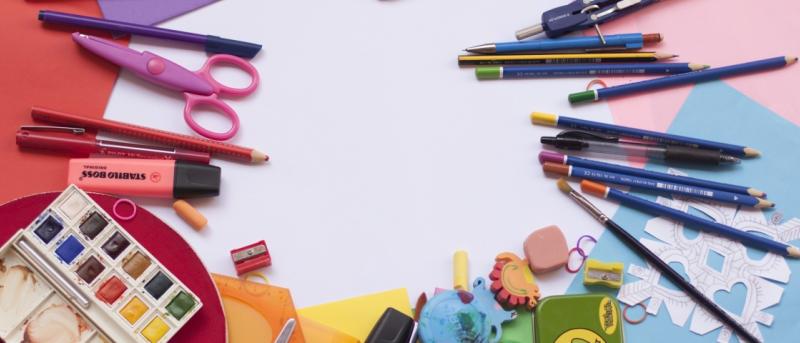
[0,192,226,343]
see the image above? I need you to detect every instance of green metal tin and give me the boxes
[534,294,625,343]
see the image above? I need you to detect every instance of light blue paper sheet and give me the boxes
[567,81,800,343]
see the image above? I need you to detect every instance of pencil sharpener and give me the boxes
[583,258,624,289]
[230,240,271,275]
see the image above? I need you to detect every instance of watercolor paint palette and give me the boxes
[0,185,202,343]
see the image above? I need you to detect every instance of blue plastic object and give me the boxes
[495,33,645,53]
[418,278,515,343]
[540,0,659,38]
[205,35,262,59]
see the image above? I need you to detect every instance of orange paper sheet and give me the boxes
[2,1,123,202]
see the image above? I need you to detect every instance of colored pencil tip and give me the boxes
[689,63,710,71]
[655,53,678,60]
[743,147,761,157]
[788,246,800,258]
[747,188,766,198]
[556,178,573,194]
[251,150,269,163]
[756,198,775,209]
[786,56,798,64]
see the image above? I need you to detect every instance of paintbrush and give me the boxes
[556,178,760,343]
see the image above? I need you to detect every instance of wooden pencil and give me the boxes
[458,52,676,66]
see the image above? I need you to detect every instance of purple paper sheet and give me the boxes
[97,0,217,26]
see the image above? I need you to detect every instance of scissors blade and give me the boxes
[274,318,296,343]
[72,32,149,68]
[72,32,214,96]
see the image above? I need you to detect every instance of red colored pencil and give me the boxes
[30,107,268,163]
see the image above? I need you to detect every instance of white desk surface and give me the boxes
[103,0,622,307]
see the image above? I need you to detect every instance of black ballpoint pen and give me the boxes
[541,131,740,165]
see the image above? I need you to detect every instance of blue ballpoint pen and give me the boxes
[466,33,661,54]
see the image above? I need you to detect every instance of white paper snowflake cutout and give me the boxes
[617,194,800,343]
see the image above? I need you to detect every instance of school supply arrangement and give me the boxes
[6,1,798,343]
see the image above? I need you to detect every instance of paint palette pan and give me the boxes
[0,185,202,343]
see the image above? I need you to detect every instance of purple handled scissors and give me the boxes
[72,32,259,140]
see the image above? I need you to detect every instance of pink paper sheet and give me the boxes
[588,0,800,131]
[97,0,217,26]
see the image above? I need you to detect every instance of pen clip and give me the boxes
[556,130,619,142]
[19,125,86,135]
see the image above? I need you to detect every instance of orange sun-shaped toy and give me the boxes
[489,252,541,310]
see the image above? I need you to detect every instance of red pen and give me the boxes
[16,126,211,164]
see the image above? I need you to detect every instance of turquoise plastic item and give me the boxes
[418,277,515,343]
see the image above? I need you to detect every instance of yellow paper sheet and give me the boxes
[299,315,361,343]
[298,288,412,341]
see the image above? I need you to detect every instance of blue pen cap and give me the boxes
[205,35,262,59]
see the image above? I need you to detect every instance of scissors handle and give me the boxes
[183,93,241,141]
[196,54,260,96]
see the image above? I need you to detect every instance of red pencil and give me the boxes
[30,107,268,163]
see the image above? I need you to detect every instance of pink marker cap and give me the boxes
[538,151,566,165]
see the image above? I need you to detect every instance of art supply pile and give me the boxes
[4,0,798,343]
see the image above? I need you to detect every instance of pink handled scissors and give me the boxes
[72,32,259,140]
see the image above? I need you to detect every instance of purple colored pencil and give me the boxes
[38,10,261,58]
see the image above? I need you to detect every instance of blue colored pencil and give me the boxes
[476,63,706,79]
[569,56,798,104]
[539,151,766,197]
[531,112,760,158]
[544,162,773,208]
[465,33,659,54]
[581,180,799,258]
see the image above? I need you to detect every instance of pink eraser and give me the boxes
[524,225,568,274]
